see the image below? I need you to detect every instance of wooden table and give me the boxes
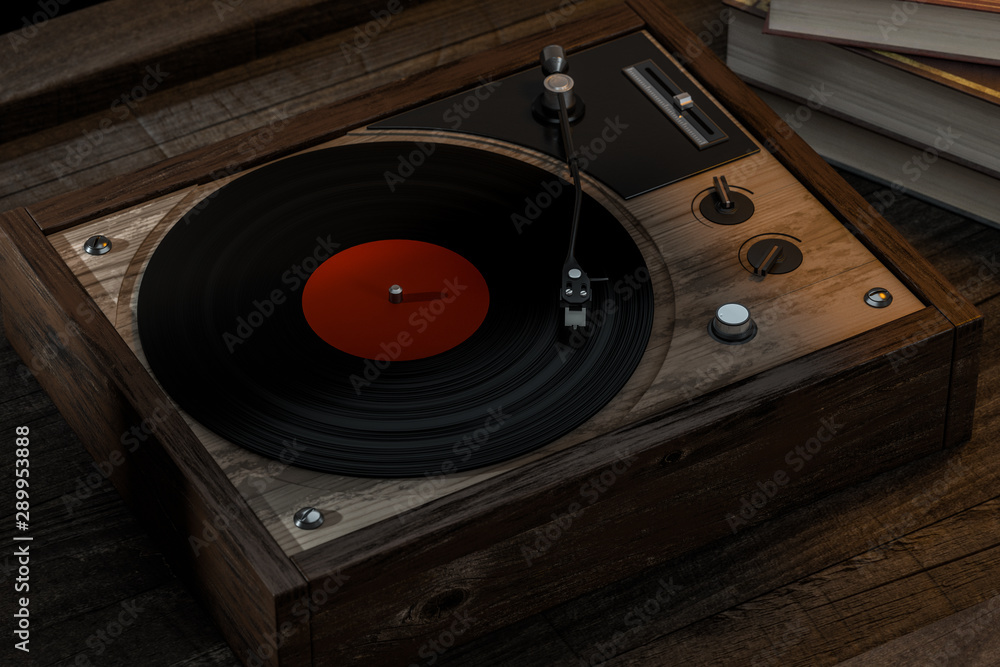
[1,0,998,664]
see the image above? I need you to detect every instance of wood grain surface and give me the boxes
[0,207,312,666]
[0,1,995,666]
[18,2,642,232]
[0,0,439,143]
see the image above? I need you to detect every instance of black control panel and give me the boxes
[371,32,759,199]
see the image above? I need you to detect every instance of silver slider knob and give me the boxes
[672,92,693,112]
[710,303,757,343]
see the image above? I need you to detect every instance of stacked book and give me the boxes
[724,0,1000,226]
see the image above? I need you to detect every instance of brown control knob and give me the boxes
[699,176,754,225]
[747,238,803,277]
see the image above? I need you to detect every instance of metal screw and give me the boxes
[293,507,324,530]
[83,235,112,255]
[564,288,573,296]
[580,289,588,297]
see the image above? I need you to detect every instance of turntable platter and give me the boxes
[136,141,654,477]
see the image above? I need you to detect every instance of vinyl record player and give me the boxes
[0,1,981,665]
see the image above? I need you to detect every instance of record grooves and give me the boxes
[137,142,654,477]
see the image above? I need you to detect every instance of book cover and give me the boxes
[725,6,1000,177]
[724,0,1000,106]
[764,0,1000,65]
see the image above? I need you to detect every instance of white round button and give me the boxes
[716,303,749,326]
[711,303,756,343]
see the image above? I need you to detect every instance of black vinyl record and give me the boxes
[137,142,654,477]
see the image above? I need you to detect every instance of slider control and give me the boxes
[622,60,728,149]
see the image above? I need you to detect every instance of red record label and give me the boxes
[302,239,490,361]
